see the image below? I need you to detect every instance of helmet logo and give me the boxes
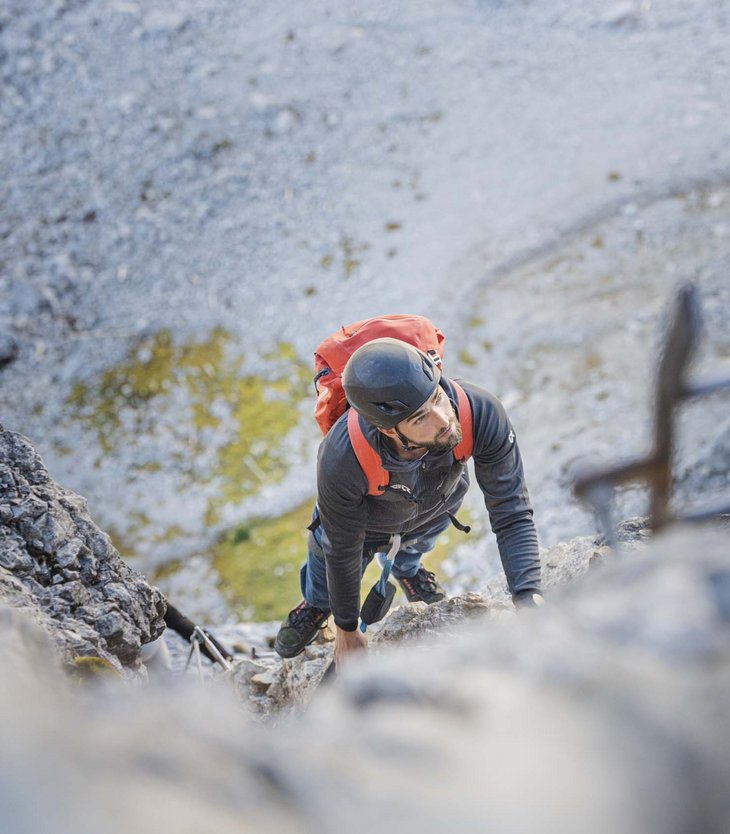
[427,349,442,368]
[508,430,515,444]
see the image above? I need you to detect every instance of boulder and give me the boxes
[0,429,166,672]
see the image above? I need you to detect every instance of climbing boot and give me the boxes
[397,567,445,604]
[274,601,330,659]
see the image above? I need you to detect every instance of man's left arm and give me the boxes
[463,383,542,604]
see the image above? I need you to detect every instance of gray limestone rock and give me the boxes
[0,430,165,671]
[227,516,661,717]
[1,523,729,834]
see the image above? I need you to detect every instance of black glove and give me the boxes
[512,589,545,610]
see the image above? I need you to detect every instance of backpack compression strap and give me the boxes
[347,381,474,496]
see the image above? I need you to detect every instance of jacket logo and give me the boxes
[389,483,414,496]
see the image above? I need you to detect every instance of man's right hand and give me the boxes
[334,624,368,668]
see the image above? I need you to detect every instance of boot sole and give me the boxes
[274,622,328,659]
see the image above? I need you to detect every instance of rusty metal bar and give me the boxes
[573,283,730,541]
[682,374,730,399]
[680,502,730,524]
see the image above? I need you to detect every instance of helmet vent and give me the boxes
[375,400,408,415]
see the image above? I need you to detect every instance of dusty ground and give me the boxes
[2,0,729,619]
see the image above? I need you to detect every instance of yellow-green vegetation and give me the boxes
[320,238,370,279]
[213,499,314,621]
[459,349,477,367]
[503,340,609,399]
[66,328,311,531]
[71,656,121,680]
[420,508,476,574]
[213,500,478,621]
[149,557,185,583]
[52,440,72,457]
[107,527,137,561]
[133,461,162,473]
[341,236,369,278]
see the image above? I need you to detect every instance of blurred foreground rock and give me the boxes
[230,516,651,715]
[1,523,728,834]
[297,525,730,834]
[0,429,165,672]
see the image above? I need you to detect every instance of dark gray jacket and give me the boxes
[316,377,541,630]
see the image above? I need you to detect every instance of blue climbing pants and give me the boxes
[300,508,451,612]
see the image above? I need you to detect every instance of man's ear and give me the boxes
[377,426,398,439]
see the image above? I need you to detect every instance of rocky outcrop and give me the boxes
[228,517,653,715]
[1,522,729,834]
[0,429,165,671]
[1,426,728,833]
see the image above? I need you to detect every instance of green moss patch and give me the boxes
[71,656,121,680]
[213,499,315,621]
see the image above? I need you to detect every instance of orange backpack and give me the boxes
[313,315,473,495]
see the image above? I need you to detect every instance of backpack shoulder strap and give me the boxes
[346,382,471,493]
[347,408,389,495]
[450,381,473,462]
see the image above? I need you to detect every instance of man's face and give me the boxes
[396,386,463,452]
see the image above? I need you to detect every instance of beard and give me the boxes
[417,419,463,453]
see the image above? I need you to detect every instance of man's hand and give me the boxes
[334,625,368,667]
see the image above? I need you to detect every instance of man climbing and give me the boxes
[274,336,543,666]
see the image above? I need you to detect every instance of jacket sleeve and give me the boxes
[315,431,369,631]
[465,383,542,595]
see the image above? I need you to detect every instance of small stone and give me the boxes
[250,671,275,692]
[0,543,33,572]
[271,108,299,135]
[109,1,140,14]
[601,2,637,25]
[56,538,84,569]
[96,611,125,638]
[0,331,18,369]
[708,192,725,209]
[142,10,187,34]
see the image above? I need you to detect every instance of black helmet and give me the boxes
[342,338,441,428]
